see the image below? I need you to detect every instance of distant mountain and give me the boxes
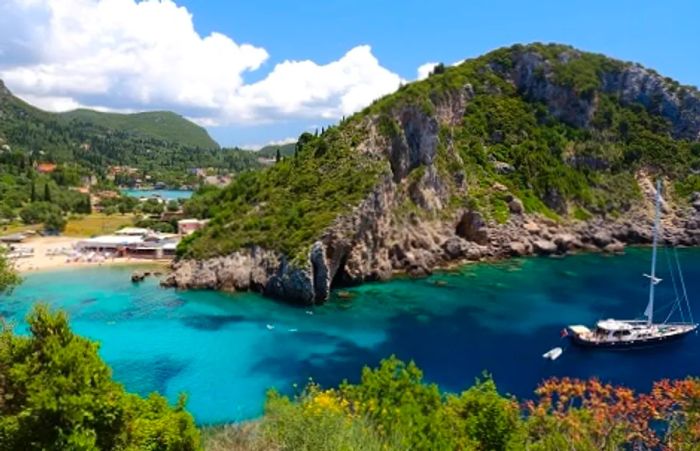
[59,109,218,149]
[171,43,700,305]
[0,80,256,182]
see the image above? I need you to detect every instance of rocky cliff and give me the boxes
[166,43,700,304]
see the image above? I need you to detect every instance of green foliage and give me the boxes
[19,201,62,225]
[0,248,21,294]
[135,218,176,233]
[0,87,259,205]
[180,129,387,261]
[255,358,700,451]
[58,109,219,149]
[166,200,180,212]
[139,199,165,215]
[255,142,296,159]
[43,209,67,232]
[339,357,449,449]
[0,305,200,451]
[261,389,389,451]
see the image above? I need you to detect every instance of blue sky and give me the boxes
[180,0,700,146]
[1,0,698,148]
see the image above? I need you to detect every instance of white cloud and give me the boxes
[0,0,402,127]
[417,62,439,80]
[266,137,297,147]
[244,137,297,151]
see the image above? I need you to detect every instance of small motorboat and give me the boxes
[542,347,563,361]
[266,324,275,330]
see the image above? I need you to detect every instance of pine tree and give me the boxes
[30,181,37,203]
[275,148,281,163]
[44,183,51,202]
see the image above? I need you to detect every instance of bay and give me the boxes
[121,189,193,200]
[1,248,699,425]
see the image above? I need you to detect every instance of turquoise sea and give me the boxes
[2,249,700,425]
[121,189,193,200]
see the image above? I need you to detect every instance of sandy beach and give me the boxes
[6,236,170,273]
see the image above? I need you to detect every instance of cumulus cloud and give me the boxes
[244,137,297,151]
[0,0,402,127]
[416,62,439,80]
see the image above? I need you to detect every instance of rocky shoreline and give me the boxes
[162,188,700,305]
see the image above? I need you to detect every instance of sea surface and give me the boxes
[121,189,193,200]
[2,249,700,425]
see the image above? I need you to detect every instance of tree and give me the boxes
[0,305,201,450]
[166,200,180,212]
[0,204,15,222]
[30,181,36,203]
[430,63,446,76]
[43,183,51,202]
[275,148,281,163]
[0,247,21,294]
[82,195,92,214]
[43,210,66,233]
[141,199,165,215]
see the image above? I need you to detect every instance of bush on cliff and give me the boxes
[0,305,201,451]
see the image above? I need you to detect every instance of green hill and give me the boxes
[59,109,219,149]
[0,80,250,178]
[173,43,700,303]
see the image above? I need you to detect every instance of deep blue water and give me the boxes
[121,189,193,200]
[1,249,699,424]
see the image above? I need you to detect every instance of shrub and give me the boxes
[0,305,201,450]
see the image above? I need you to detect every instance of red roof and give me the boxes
[36,163,57,173]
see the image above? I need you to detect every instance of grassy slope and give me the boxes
[59,109,219,149]
[63,213,136,237]
[180,43,700,260]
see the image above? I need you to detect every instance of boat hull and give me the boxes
[569,326,697,349]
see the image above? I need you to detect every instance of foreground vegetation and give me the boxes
[0,306,200,450]
[207,357,700,451]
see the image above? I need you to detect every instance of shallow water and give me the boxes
[2,249,699,424]
[121,189,193,200]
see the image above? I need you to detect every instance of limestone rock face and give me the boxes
[456,211,489,244]
[508,198,524,215]
[166,47,700,304]
[533,239,557,255]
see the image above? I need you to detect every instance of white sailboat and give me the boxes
[567,180,698,349]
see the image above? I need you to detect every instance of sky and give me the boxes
[0,0,698,148]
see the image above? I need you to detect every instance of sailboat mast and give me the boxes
[645,179,662,325]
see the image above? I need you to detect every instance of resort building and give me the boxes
[178,219,208,235]
[76,227,180,259]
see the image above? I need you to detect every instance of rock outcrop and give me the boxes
[165,45,700,305]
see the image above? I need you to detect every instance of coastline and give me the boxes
[7,236,171,274]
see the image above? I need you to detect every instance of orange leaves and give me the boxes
[528,377,700,449]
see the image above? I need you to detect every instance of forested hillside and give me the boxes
[0,80,263,229]
[171,43,700,304]
[59,109,218,149]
